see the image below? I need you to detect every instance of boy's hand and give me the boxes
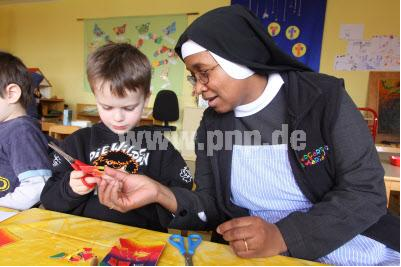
[69,170,100,195]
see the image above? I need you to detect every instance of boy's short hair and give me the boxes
[87,43,151,97]
[0,51,33,109]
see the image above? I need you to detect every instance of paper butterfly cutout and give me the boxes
[93,24,104,37]
[113,24,126,35]
[163,21,176,35]
[136,22,150,34]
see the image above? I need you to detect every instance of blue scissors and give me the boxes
[168,234,202,266]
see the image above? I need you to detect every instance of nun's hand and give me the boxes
[97,166,159,213]
[216,216,287,258]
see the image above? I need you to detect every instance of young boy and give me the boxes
[40,43,193,232]
[0,51,52,210]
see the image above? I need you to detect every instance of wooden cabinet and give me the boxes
[379,153,400,207]
[40,98,64,122]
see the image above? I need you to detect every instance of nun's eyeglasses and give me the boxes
[187,64,219,87]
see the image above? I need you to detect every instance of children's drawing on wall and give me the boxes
[84,15,187,96]
[335,24,400,71]
[339,24,364,40]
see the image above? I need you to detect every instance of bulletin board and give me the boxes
[83,14,187,96]
[231,0,327,72]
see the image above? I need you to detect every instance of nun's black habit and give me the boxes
[166,4,398,261]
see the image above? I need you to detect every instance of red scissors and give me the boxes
[49,142,104,189]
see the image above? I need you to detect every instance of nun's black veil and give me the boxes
[175,5,312,75]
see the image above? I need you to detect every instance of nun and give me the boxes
[98,5,399,265]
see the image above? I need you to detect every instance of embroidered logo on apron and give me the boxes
[300,145,329,168]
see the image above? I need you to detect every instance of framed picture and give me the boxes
[367,71,400,144]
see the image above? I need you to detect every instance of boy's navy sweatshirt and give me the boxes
[41,122,193,232]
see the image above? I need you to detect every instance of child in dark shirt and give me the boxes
[0,51,52,210]
[40,43,193,232]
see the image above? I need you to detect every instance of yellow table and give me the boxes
[0,208,322,266]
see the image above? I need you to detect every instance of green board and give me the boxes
[84,14,187,96]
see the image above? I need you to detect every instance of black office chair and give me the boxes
[152,90,179,131]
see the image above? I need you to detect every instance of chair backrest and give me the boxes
[358,107,378,142]
[49,125,80,140]
[152,90,179,131]
[152,90,179,126]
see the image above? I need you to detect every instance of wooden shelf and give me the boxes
[40,98,64,122]
[76,103,155,126]
[77,113,99,118]
[76,103,154,126]
[76,104,100,124]
[40,98,63,102]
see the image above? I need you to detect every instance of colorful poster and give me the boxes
[84,15,187,95]
[231,0,327,71]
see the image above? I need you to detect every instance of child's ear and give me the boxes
[4,84,22,104]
